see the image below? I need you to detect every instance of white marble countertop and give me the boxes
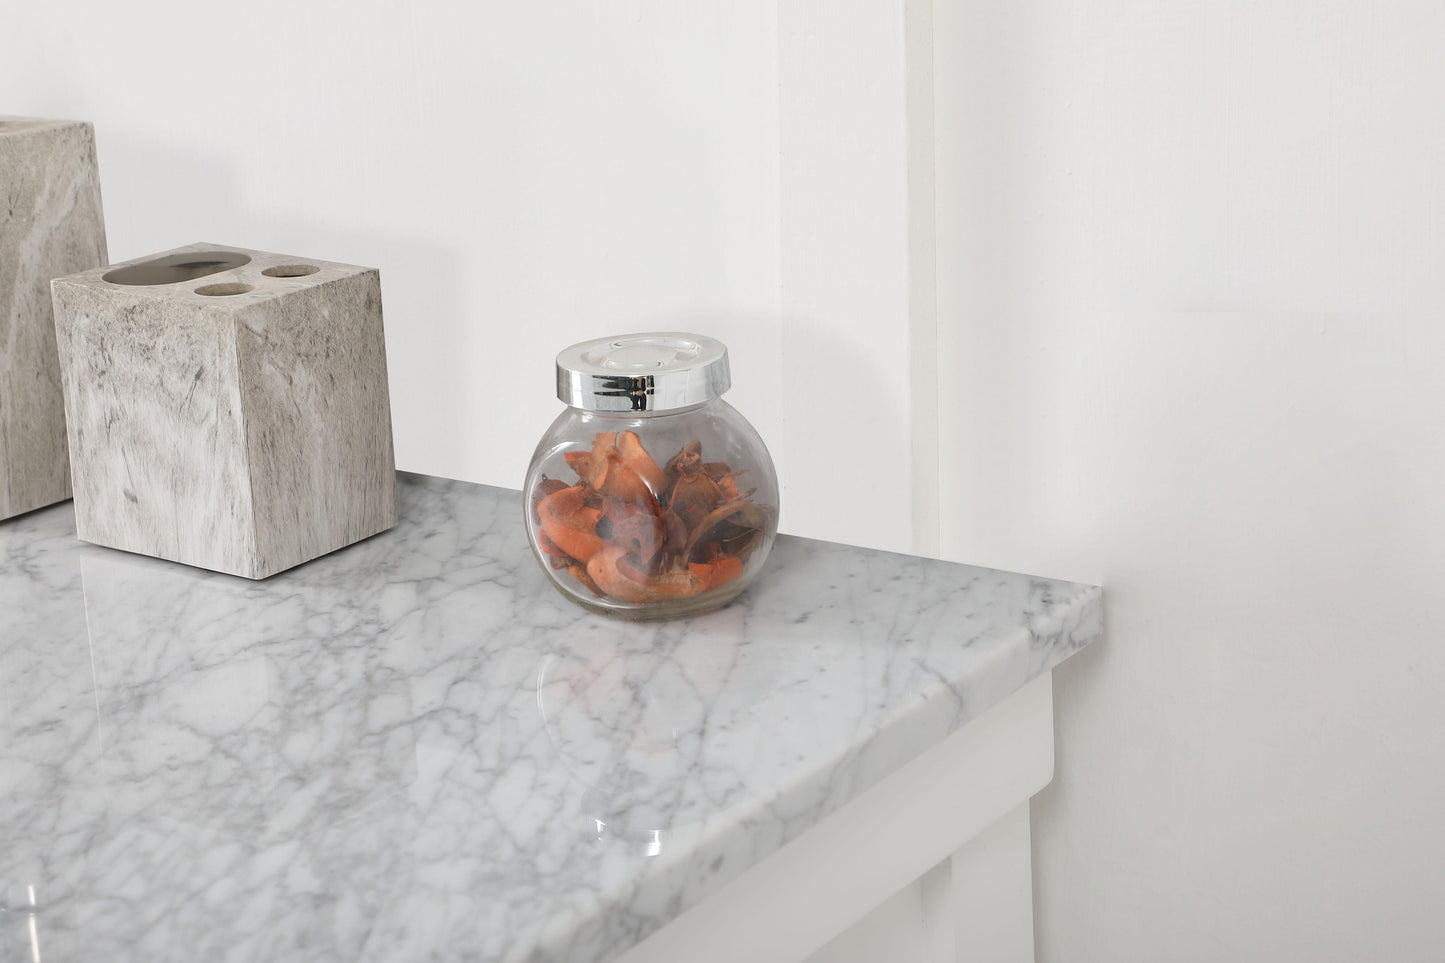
[0,472,1101,963]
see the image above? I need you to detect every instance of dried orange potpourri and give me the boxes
[532,431,771,604]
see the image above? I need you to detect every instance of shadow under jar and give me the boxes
[524,333,779,620]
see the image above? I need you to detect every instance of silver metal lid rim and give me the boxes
[555,332,731,413]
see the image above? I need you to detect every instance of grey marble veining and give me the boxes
[0,473,1101,963]
[0,117,107,519]
[50,243,396,579]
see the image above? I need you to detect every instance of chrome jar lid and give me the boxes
[556,333,731,412]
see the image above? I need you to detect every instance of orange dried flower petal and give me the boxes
[617,431,669,496]
[537,485,605,564]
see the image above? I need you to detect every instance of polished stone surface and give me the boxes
[0,473,1101,963]
[0,117,107,519]
[50,242,396,579]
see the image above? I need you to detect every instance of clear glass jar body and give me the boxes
[524,398,779,620]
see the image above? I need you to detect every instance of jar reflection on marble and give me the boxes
[524,333,779,620]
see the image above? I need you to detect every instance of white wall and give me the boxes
[935,2,1445,959]
[1,0,923,553]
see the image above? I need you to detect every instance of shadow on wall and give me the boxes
[780,314,912,552]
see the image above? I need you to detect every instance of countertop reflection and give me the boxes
[0,472,1100,963]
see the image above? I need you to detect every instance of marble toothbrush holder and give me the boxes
[0,117,108,520]
[50,243,398,579]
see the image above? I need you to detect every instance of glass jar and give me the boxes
[524,333,779,620]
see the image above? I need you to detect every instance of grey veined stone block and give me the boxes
[0,117,107,519]
[51,243,398,578]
